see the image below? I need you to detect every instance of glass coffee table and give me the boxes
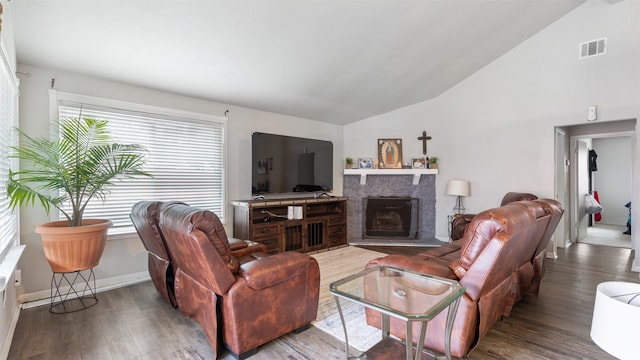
[330,266,465,360]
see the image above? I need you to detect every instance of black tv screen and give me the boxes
[252,132,333,196]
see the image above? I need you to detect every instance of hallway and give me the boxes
[581,223,631,248]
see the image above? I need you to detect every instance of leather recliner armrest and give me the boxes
[228,237,249,251]
[231,242,268,259]
[237,252,313,290]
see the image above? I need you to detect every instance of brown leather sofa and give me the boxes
[131,201,267,308]
[158,203,320,359]
[365,198,563,358]
[450,192,538,240]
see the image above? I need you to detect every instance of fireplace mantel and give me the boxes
[344,168,438,185]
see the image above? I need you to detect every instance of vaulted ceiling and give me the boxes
[10,0,586,125]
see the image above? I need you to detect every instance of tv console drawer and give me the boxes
[252,235,281,254]
[327,215,346,226]
[327,233,346,247]
[327,225,345,236]
[252,224,280,238]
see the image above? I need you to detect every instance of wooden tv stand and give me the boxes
[232,197,348,254]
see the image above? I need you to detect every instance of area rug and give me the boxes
[311,246,387,352]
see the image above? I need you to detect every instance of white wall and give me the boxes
[592,136,632,225]
[344,0,639,245]
[16,63,344,299]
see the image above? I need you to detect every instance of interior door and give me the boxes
[576,140,589,242]
[554,128,568,252]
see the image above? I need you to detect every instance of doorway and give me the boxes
[581,135,633,248]
[556,119,636,249]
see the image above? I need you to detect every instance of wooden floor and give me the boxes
[9,243,635,359]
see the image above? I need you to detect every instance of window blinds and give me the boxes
[0,54,19,257]
[57,101,226,235]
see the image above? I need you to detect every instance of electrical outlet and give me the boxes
[14,269,21,286]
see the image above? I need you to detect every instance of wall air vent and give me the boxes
[579,38,607,59]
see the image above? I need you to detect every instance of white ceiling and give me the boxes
[10,0,585,125]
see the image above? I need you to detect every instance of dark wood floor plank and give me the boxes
[9,242,633,359]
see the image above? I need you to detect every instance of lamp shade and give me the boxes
[591,281,640,360]
[446,180,470,197]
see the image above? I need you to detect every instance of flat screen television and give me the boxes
[252,132,333,196]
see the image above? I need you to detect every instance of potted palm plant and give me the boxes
[7,117,150,272]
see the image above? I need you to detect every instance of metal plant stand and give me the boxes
[50,268,98,314]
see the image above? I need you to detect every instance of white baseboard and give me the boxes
[19,271,150,309]
[0,303,21,360]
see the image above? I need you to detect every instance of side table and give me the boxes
[447,215,454,241]
[330,266,465,360]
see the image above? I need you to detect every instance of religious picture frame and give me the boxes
[412,157,426,169]
[378,138,403,169]
[358,157,373,169]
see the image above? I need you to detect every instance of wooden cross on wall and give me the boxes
[417,131,432,155]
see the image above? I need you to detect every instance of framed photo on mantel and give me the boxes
[378,138,403,169]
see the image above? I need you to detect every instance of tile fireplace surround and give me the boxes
[344,173,437,245]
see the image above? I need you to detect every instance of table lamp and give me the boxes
[591,281,640,359]
[446,180,470,214]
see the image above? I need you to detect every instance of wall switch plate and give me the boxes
[588,106,597,121]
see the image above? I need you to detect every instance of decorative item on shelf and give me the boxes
[412,157,426,169]
[377,138,403,169]
[429,156,439,169]
[7,116,150,295]
[417,130,432,155]
[345,157,354,169]
[358,158,373,169]
[446,179,470,214]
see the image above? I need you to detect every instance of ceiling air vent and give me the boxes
[579,38,607,59]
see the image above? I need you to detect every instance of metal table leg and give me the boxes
[443,297,461,360]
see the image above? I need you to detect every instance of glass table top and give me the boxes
[330,265,465,320]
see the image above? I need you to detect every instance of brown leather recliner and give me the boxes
[130,201,185,307]
[528,199,564,297]
[450,192,538,240]
[159,203,320,359]
[131,201,268,308]
[365,199,563,358]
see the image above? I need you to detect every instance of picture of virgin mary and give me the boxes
[378,139,403,168]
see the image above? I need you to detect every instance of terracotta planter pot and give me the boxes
[36,219,112,273]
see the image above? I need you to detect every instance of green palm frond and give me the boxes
[6,117,151,226]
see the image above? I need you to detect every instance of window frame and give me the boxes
[0,44,20,261]
[48,90,228,236]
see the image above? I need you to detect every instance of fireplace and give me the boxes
[343,172,436,244]
[362,197,419,239]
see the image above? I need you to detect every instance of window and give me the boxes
[52,91,226,235]
[0,49,19,258]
